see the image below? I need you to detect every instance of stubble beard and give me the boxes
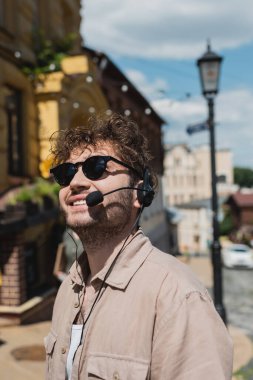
[65,188,135,249]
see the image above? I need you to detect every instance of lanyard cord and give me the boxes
[67,206,144,345]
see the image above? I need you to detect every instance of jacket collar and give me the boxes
[69,229,153,290]
[69,251,89,287]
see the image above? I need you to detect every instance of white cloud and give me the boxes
[155,88,253,167]
[80,1,253,166]
[216,89,253,166]
[81,0,253,59]
[153,97,205,121]
[126,69,169,99]
[125,68,253,166]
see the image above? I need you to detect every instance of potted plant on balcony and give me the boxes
[6,186,39,218]
[33,177,59,211]
[13,186,40,216]
[5,178,60,221]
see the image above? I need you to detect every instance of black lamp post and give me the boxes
[196,42,227,324]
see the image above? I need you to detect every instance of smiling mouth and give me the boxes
[72,200,86,206]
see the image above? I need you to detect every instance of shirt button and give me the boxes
[61,347,66,354]
[74,302,79,308]
[113,371,120,380]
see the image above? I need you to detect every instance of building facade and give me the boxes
[176,199,212,255]
[163,144,233,207]
[226,192,253,228]
[0,0,110,190]
[0,1,166,321]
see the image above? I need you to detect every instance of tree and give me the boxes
[234,167,253,188]
[219,207,234,236]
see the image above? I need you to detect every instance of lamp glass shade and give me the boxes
[197,44,223,98]
[199,60,221,96]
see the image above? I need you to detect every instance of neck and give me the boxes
[74,223,138,278]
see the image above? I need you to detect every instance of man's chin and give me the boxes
[66,215,97,229]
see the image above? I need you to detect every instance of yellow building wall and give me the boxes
[38,100,60,162]
[0,0,100,188]
[35,55,109,176]
[0,58,38,190]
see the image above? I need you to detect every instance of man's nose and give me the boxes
[69,166,91,190]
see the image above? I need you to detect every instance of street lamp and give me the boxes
[196,42,227,324]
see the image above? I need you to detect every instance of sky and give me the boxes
[80,0,253,168]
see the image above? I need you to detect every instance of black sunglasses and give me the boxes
[50,155,141,186]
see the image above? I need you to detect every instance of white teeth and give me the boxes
[73,200,86,206]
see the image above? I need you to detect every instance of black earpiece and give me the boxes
[137,168,155,207]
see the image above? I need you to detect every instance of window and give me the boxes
[0,0,5,27]
[5,87,24,176]
[217,174,227,183]
[0,0,15,34]
[174,157,181,167]
[33,0,41,28]
[62,1,73,34]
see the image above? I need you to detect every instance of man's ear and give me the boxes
[133,180,143,209]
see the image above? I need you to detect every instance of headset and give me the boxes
[137,167,155,208]
[86,167,155,209]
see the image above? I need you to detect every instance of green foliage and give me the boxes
[54,32,77,54]
[33,177,59,203]
[13,187,36,203]
[7,178,60,207]
[234,166,253,188]
[233,365,253,379]
[21,29,77,79]
[220,207,235,236]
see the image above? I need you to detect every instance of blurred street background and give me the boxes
[0,0,253,379]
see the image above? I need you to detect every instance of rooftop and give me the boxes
[227,192,253,207]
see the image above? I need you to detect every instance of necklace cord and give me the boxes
[70,206,144,348]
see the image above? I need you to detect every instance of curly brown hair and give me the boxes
[50,113,157,188]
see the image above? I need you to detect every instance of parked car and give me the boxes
[222,244,253,269]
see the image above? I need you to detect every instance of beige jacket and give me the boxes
[45,230,233,380]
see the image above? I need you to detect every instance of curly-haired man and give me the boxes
[45,113,233,379]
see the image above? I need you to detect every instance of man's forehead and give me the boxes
[68,141,119,161]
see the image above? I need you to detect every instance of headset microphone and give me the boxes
[86,191,104,207]
[86,187,139,207]
[86,168,155,208]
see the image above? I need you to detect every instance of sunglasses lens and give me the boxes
[52,163,77,186]
[83,156,107,179]
[51,156,109,185]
